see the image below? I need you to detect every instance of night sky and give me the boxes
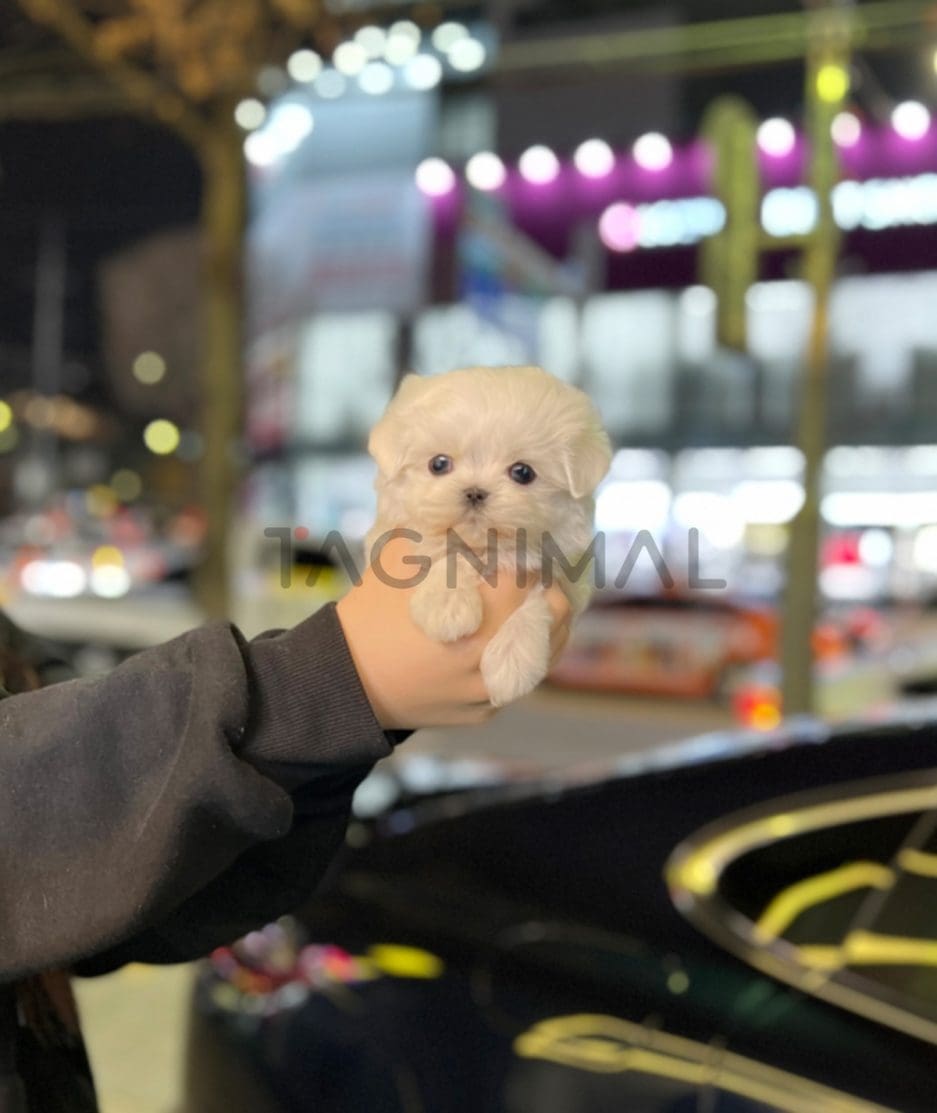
[0,116,200,395]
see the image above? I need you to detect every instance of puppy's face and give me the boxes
[369,367,611,549]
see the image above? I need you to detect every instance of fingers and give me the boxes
[463,701,498,725]
[544,584,573,628]
[545,584,573,667]
[365,535,430,588]
[475,568,530,631]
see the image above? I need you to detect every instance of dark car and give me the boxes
[183,714,937,1113]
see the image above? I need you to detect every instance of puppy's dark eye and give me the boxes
[429,454,453,475]
[508,462,536,485]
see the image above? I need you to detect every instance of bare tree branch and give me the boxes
[12,0,209,145]
[0,78,129,121]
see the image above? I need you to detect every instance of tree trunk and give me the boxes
[195,123,246,620]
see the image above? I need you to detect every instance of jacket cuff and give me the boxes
[242,602,396,767]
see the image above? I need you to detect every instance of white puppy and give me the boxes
[365,366,612,707]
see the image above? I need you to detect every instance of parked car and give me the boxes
[546,593,884,705]
[183,711,937,1112]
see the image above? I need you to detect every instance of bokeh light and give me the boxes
[132,351,166,385]
[287,50,322,83]
[757,117,796,157]
[598,203,640,252]
[432,22,468,52]
[386,20,421,64]
[111,469,143,502]
[465,152,506,191]
[354,26,386,59]
[632,132,673,171]
[415,157,456,196]
[91,564,132,599]
[245,102,314,166]
[892,100,931,140]
[143,419,181,455]
[518,145,560,184]
[359,62,394,95]
[448,39,486,73]
[574,138,615,178]
[268,103,313,143]
[0,401,11,433]
[234,98,266,130]
[831,111,862,148]
[816,63,849,104]
[244,132,280,167]
[333,42,368,76]
[22,560,86,598]
[92,545,124,570]
[404,54,443,90]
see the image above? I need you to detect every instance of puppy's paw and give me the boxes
[411,585,483,642]
[480,592,552,707]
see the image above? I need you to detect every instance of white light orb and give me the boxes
[574,138,615,178]
[359,61,394,95]
[831,111,862,148]
[287,49,322,83]
[234,98,266,130]
[91,564,132,598]
[267,102,314,149]
[448,38,486,73]
[389,20,421,43]
[355,26,386,58]
[404,54,443,90]
[632,132,673,171]
[465,151,506,191]
[892,100,931,141]
[385,31,419,64]
[333,41,368,76]
[244,131,280,167]
[518,144,560,184]
[416,157,456,196]
[757,117,796,157]
[432,21,468,52]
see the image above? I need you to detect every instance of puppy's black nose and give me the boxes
[464,487,489,506]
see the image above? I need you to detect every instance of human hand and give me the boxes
[335,536,572,729]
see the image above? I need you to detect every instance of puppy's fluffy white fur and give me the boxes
[366,366,611,707]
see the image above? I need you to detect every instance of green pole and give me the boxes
[699,96,760,352]
[780,5,850,715]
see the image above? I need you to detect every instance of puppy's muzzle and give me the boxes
[463,487,489,506]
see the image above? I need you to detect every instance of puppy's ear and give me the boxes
[390,373,433,407]
[368,374,432,478]
[562,420,612,500]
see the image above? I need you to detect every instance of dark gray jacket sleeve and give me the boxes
[0,602,397,981]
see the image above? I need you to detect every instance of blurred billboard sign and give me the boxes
[247,89,435,334]
[248,169,430,331]
[457,190,586,361]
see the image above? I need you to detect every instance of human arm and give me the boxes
[0,603,391,981]
[1,541,571,979]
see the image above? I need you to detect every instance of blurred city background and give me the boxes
[3,0,937,1109]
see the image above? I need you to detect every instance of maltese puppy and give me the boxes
[365,366,611,707]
